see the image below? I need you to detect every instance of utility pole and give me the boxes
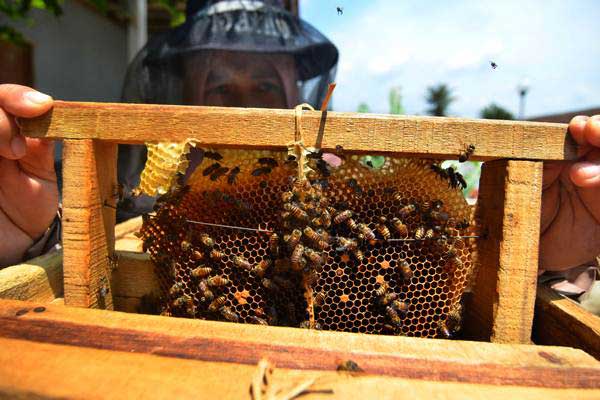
[517,78,530,120]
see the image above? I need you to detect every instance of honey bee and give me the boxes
[374,282,388,297]
[191,266,212,279]
[442,245,457,260]
[204,150,223,160]
[304,271,320,286]
[199,233,214,248]
[319,209,332,228]
[459,144,476,163]
[456,219,470,230]
[286,229,303,250]
[430,210,449,223]
[357,223,376,241]
[258,157,278,168]
[337,237,358,252]
[284,203,309,221]
[262,278,281,292]
[353,248,365,261]
[192,250,204,261]
[376,217,391,241]
[414,226,425,240]
[337,360,363,373]
[398,260,413,280]
[304,227,329,250]
[314,291,326,307]
[208,296,227,312]
[345,218,358,231]
[391,218,409,238]
[281,191,294,203]
[252,166,272,176]
[227,166,241,185]
[250,315,269,325]
[169,282,184,296]
[220,306,239,323]
[290,244,305,271]
[252,259,272,277]
[333,210,352,225]
[379,292,398,306]
[421,201,432,213]
[424,228,435,240]
[207,276,230,287]
[180,240,192,252]
[299,320,311,329]
[399,203,416,218]
[210,249,225,262]
[386,306,402,326]
[438,320,453,339]
[210,167,229,181]
[392,300,409,315]
[198,280,214,302]
[269,233,280,257]
[273,276,295,291]
[172,294,193,309]
[305,248,324,266]
[202,162,221,176]
[233,255,253,271]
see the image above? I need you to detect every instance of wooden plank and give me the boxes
[22,101,576,161]
[0,298,598,390]
[0,251,62,302]
[112,251,160,313]
[2,338,598,400]
[533,284,600,360]
[62,140,117,309]
[465,160,543,344]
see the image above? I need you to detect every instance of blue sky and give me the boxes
[300,0,600,118]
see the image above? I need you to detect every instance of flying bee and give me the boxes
[202,162,221,176]
[210,166,229,181]
[227,166,241,185]
[262,278,281,292]
[199,233,214,248]
[233,255,253,271]
[281,191,294,203]
[284,202,309,221]
[399,203,416,218]
[490,61,497,69]
[285,229,303,250]
[180,240,192,252]
[173,295,193,309]
[386,306,402,326]
[251,259,272,277]
[252,166,272,176]
[258,157,278,168]
[379,292,398,306]
[333,210,353,225]
[414,226,425,240]
[347,178,363,194]
[357,223,376,241]
[337,237,358,252]
[374,282,388,298]
[398,260,413,280]
[376,216,391,241]
[198,280,214,302]
[191,266,212,279]
[250,316,269,325]
[392,300,409,315]
[314,291,326,307]
[391,218,409,238]
[459,144,476,162]
[192,250,203,261]
[220,306,239,323]
[208,296,227,312]
[305,248,324,266]
[204,150,223,160]
[290,244,305,271]
[169,282,184,296]
[336,6,343,15]
[269,233,280,257]
[207,276,229,287]
[210,249,224,262]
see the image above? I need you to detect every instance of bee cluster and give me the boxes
[138,148,476,338]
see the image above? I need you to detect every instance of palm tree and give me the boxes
[480,103,514,120]
[425,84,456,116]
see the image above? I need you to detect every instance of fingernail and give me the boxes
[579,163,600,179]
[573,115,589,124]
[24,91,52,105]
[11,135,26,158]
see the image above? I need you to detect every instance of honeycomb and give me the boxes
[138,147,476,338]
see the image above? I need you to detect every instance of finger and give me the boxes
[0,84,53,118]
[583,115,600,148]
[0,108,25,160]
[567,115,589,146]
[18,137,56,182]
[570,151,600,187]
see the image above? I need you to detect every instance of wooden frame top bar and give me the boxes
[22,101,576,161]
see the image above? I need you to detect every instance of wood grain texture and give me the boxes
[533,284,600,360]
[112,251,160,313]
[62,140,117,309]
[2,338,598,400]
[22,101,577,161]
[0,298,599,391]
[465,160,543,344]
[0,251,62,302]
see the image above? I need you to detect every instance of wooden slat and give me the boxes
[465,160,543,344]
[533,284,600,360]
[0,251,62,302]
[0,298,599,391]
[3,338,599,400]
[62,140,117,309]
[112,251,160,313]
[22,101,576,161]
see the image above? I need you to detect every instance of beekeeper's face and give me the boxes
[183,51,298,109]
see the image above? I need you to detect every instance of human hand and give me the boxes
[540,115,600,270]
[0,84,58,266]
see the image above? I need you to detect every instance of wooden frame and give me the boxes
[19,101,578,346]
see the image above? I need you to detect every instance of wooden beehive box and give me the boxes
[2,100,599,398]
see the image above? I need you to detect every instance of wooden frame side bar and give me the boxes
[22,101,576,161]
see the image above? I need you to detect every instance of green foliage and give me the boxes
[1,0,63,45]
[388,86,404,115]
[425,83,455,116]
[357,102,370,113]
[151,0,185,27]
[480,103,514,120]
[0,25,26,45]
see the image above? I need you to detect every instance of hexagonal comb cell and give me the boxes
[138,148,476,338]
